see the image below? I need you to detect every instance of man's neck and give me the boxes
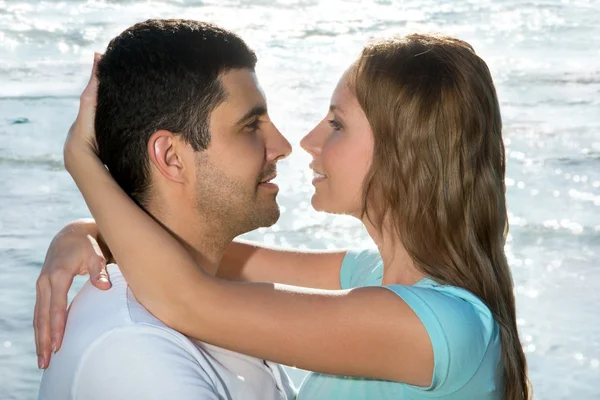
[144,202,234,276]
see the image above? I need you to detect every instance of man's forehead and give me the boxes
[219,68,267,107]
[209,69,268,128]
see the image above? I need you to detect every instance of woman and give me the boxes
[35,34,529,398]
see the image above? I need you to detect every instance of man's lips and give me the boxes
[258,172,279,191]
[259,173,277,184]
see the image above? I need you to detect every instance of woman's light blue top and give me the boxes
[296,248,504,399]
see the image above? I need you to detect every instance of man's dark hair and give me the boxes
[95,19,257,206]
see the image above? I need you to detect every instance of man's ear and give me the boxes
[147,130,186,184]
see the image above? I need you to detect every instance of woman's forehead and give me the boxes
[331,78,358,111]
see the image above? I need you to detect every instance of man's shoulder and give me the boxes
[78,323,206,364]
[40,289,222,400]
[67,264,170,332]
[71,324,222,398]
[61,263,200,357]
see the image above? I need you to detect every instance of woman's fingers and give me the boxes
[67,52,101,153]
[87,234,111,290]
[79,53,100,110]
[91,262,111,290]
[48,269,74,355]
[33,288,42,368]
[34,275,51,369]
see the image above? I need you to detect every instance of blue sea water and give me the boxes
[0,0,599,399]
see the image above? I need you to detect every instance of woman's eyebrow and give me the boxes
[329,104,345,115]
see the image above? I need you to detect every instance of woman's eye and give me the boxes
[327,119,342,131]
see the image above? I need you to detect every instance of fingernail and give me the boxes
[51,340,57,353]
[38,355,45,369]
[98,275,109,284]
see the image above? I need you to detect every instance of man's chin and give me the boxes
[241,203,280,233]
[258,205,281,228]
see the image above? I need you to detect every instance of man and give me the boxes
[38,19,295,400]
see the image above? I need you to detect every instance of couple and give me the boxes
[34,19,529,399]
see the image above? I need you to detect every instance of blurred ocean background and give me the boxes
[0,0,599,398]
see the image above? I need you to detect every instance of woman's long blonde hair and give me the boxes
[353,34,529,399]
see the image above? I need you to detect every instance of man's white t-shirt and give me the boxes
[38,264,296,400]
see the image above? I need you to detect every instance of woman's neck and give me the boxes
[363,218,425,286]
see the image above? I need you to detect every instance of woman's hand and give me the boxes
[34,219,110,369]
[63,52,101,171]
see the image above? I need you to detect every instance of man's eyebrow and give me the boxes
[235,105,268,126]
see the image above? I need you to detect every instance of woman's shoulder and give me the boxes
[342,248,495,332]
[384,280,502,394]
[342,248,498,357]
[341,248,502,395]
[340,248,384,289]
[414,278,496,328]
[393,279,498,346]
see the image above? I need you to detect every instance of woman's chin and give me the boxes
[311,195,344,215]
[310,195,328,213]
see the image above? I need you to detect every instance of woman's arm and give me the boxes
[62,58,433,385]
[48,220,346,289]
[34,224,343,366]
[217,241,345,289]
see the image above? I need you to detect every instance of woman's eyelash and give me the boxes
[328,119,342,130]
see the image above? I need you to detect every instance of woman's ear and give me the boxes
[147,130,186,184]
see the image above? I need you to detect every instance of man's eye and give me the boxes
[245,119,261,131]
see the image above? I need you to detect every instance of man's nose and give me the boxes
[266,124,292,162]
